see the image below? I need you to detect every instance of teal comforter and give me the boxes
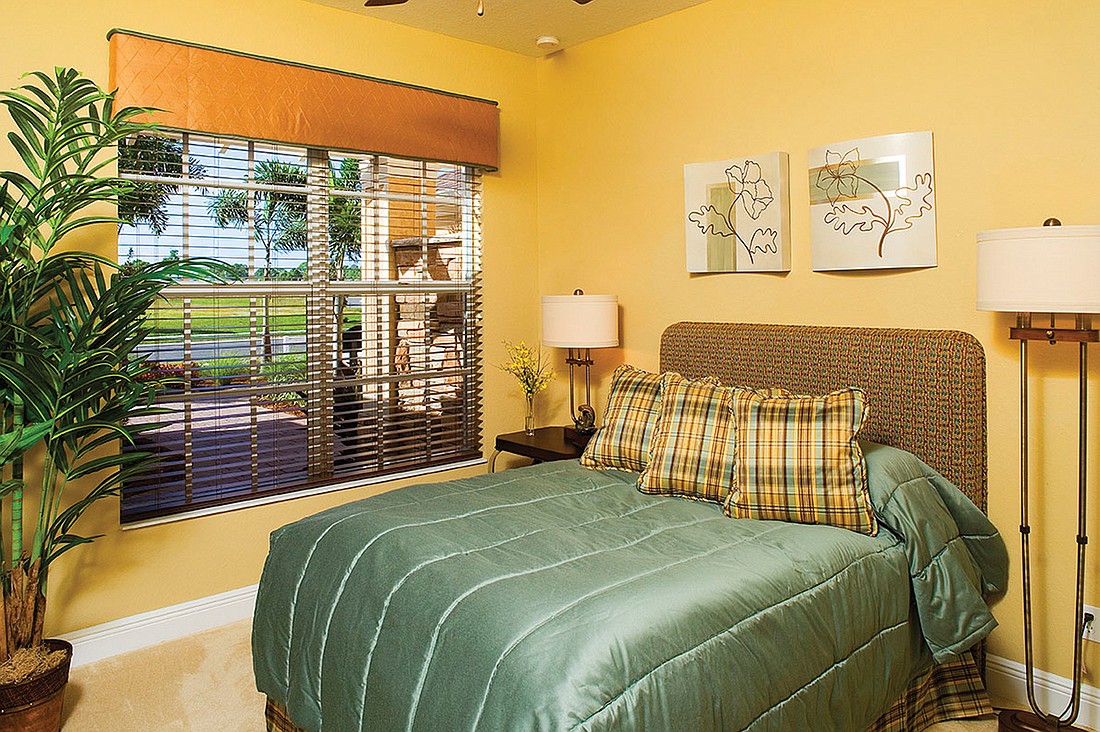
[253,442,1006,732]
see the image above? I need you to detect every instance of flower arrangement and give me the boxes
[498,340,553,434]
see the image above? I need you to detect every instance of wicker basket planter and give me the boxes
[0,639,72,732]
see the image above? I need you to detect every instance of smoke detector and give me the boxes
[536,35,561,50]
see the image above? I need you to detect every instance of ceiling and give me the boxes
[308,0,714,57]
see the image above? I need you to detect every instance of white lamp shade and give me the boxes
[976,225,1100,313]
[541,294,619,348]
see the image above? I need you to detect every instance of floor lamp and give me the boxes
[977,221,1100,732]
[541,290,619,436]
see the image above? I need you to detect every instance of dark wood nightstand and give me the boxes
[489,426,592,472]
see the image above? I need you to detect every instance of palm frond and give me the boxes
[0,68,230,655]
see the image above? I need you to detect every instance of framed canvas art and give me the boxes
[808,132,936,271]
[684,152,790,273]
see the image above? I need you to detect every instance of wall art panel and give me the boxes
[684,152,790,273]
[809,131,936,271]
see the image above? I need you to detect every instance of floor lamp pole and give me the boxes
[999,314,1094,732]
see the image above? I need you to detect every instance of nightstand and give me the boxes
[489,426,592,472]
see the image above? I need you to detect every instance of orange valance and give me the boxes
[107,30,500,170]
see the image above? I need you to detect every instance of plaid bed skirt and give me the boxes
[866,652,994,732]
[265,651,993,732]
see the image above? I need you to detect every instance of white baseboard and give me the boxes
[59,584,258,668]
[53,589,1100,730]
[987,653,1100,731]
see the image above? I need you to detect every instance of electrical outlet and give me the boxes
[1084,604,1100,643]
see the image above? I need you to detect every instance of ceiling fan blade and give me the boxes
[363,0,408,6]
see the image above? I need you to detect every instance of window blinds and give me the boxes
[118,134,483,523]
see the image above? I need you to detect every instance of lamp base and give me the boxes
[998,709,1088,731]
[572,404,597,434]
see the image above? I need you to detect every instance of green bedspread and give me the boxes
[253,442,1006,732]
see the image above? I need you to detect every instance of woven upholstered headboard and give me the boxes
[659,322,988,511]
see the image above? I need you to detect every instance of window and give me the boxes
[118,131,483,524]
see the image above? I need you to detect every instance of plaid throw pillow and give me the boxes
[580,365,667,473]
[724,387,877,536]
[637,373,738,502]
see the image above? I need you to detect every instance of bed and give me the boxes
[253,322,1007,731]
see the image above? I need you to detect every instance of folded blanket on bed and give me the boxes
[253,443,1005,732]
[862,441,1007,663]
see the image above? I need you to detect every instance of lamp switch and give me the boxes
[1084,605,1100,643]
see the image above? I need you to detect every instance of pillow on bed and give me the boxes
[580,365,671,473]
[723,386,878,536]
[637,373,740,502]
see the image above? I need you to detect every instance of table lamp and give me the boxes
[976,219,1100,732]
[541,290,619,435]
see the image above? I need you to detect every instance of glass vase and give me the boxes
[524,393,535,435]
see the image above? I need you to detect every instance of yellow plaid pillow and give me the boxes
[637,373,737,503]
[724,387,877,536]
[580,365,667,473]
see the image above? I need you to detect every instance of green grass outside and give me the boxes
[149,296,364,335]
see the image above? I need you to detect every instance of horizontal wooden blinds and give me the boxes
[107,30,500,170]
[117,131,484,523]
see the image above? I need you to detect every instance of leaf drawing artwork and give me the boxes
[684,152,790,273]
[808,132,936,271]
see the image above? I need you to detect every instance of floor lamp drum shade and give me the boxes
[541,294,620,348]
[977,225,1100,313]
[978,222,1100,730]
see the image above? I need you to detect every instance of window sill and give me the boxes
[121,456,487,530]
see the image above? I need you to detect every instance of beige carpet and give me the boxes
[62,620,265,731]
[60,619,1000,730]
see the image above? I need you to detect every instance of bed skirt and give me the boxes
[264,652,993,732]
[866,652,993,731]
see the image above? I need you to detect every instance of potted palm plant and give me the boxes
[0,68,226,729]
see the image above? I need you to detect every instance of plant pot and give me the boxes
[0,639,72,732]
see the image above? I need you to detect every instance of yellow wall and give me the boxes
[6,0,1099,688]
[1,0,539,633]
[534,0,1100,681]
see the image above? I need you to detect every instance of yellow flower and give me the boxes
[498,340,554,397]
